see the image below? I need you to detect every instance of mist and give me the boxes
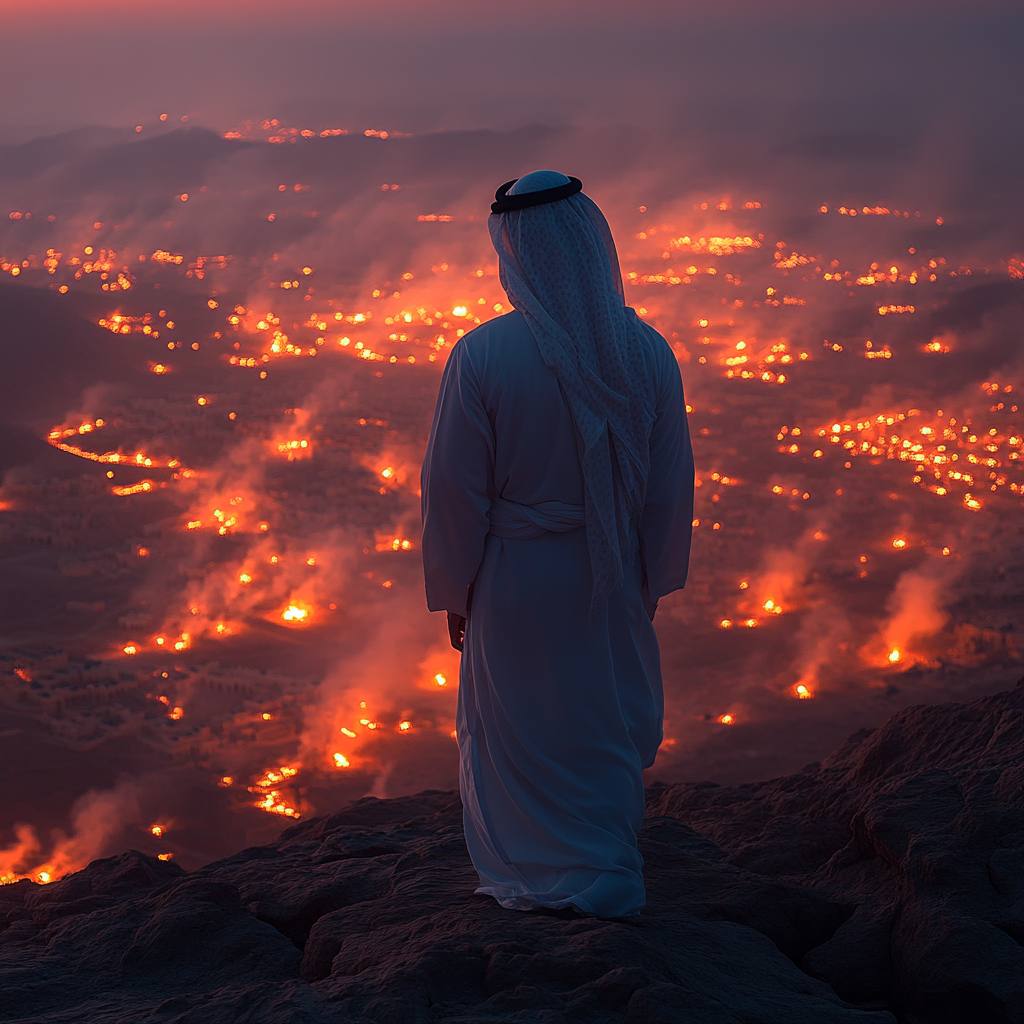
[1,0,1022,887]
[3,1,1022,141]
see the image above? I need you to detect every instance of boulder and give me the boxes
[4,683,1020,1023]
[648,680,1024,1022]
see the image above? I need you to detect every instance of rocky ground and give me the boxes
[2,682,1022,1024]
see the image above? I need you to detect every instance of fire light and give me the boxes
[282,604,310,623]
[333,753,351,768]
[888,649,902,663]
[277,439,310,459]
[434,673,447,686]
[719,714,735,725]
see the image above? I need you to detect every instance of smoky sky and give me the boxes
[3,1,1022,142]
[2,0,1024,880]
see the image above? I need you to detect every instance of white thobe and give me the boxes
[421,310,693,918]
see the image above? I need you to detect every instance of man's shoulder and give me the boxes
[459,309,528,352]
[453,310,533,374]
[630,314,678,371]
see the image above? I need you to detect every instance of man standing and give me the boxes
[421,170,694,919]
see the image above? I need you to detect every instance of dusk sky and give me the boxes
[3,1,1021,139]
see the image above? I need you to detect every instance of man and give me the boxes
[421,170,694,919]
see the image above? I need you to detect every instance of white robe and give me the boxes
[421,310,693,918]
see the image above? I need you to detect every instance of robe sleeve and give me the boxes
[420,340,495,616]
[638,336,695,611]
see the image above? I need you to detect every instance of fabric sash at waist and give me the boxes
[487,497,586,540]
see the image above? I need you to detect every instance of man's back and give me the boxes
[457,308,679,510]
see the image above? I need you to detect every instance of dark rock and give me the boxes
[6,685,1022,1022]
[648,683,1024,1023]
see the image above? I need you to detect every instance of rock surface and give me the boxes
[2,683,1021,1024]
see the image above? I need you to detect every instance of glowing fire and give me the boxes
[13,150,1018,882]
[277,438,311,459]
[249,765,300,817]
[282,603,310,623]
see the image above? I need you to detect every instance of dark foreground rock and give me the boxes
[1,684,1021,1024]
[648,681,1024,1024]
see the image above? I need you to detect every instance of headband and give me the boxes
[491,176,583,214]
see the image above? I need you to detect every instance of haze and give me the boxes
[1,0,1022,888]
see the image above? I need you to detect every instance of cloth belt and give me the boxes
[487,497,586,540]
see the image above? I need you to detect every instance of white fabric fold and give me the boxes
[489,175,655,610]
[487,497,585,540]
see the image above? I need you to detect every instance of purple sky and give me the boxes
[3,1,1021,139]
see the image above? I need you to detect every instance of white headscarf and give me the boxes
[489,170,656,609]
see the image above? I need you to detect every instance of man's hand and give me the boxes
[447,611,467,652]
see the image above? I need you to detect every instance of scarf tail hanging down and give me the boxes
[488,182,655,610]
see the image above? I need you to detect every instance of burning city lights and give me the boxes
[249,766,300,817]
[282,603,310,623]
[4,112,1021,893]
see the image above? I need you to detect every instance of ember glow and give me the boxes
[2,7,1023,884]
